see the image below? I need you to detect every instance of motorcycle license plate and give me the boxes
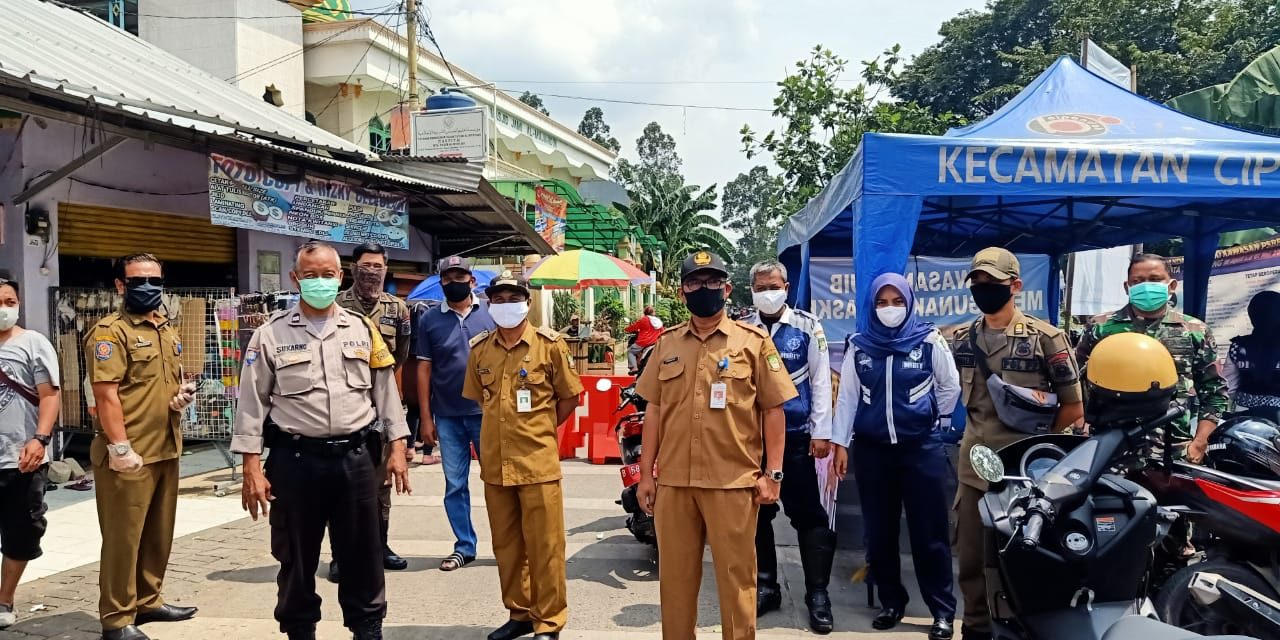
[620,463,642,488]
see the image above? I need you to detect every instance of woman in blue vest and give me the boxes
[833,273,961,640]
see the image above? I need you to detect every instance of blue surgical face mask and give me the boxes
[1128,281,1170,313]
[299,277,340,309]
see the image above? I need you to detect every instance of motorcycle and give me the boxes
[1139,408,1280,637]
[613,344,656,546]
[968,407,1238,640]
[1188,571,1280,639]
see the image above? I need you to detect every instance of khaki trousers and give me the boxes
[655,485,759,640]
[955,483,990,632]
[484,481,568,634]
[93,457,179,630]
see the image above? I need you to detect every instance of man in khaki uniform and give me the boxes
[88,253,199,640]
[333,242,413,578]
[462,271,582,640]
[635,250,798,640]
[950,248,1084,640]
[232,242,410,640]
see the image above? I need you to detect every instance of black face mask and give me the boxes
[970,282,1013,315]
[684,288,726,318]
[442,281,472,303]
[125,283,164,314]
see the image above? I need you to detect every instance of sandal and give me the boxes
[440,552,474,572]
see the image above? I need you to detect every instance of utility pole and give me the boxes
[405,0,420,111]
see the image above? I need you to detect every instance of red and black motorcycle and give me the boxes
[616,345,656,547]
[1140,409,1280,637]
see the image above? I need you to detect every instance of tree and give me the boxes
[616,176,732,287]
[742,45,963,216]
[577,107,621,152]
[611,121,682,189]
[721,166,786,304]
[518,91,550,116]
[892,0,1280,119]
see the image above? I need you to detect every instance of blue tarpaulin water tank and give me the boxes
[426,89,476,111]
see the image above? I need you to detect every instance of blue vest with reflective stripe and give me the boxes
[768,312,818,432]
[849,337,939,444]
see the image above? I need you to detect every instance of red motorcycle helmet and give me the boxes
[1205,416,1280,480]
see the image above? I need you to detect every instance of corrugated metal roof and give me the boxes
[0,0,374,160]
[374,157,484,194]
[244,138,471,193]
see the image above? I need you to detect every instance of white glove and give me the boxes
[107,441,145,474]
[169,382,197,412]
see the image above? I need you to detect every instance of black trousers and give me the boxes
[266,442,385,632]
[853,435,957,619]
[757,431,833,587]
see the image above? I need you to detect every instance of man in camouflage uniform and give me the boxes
[1075,253,1229,464]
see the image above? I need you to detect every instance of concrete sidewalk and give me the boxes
[5,460,951,639]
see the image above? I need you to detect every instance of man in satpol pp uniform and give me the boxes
[88,253,199,640]
[743,260,837,635]
[233,242,411,640]
[1075,253,1229,464]
[331,242,413,580]
[635,250,798,640]
[416,255,496,573]
[463,271,582,640]
[951,248,1084,640]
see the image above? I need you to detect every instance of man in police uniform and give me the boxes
[743,260,837,634]
[332,242,413,578]
[951,248,1084,640]
[462,271,582,640]
[1075,253,1228,463]
[88,253,198,640]
[233,242,410,640]
[635,250,798,640]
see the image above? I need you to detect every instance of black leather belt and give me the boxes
[272,424,376,457]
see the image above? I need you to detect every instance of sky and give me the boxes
[354,0,987,193]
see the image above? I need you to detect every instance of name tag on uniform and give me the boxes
[516,389,532,413]
[709,383,727,409]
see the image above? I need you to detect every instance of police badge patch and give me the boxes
[766,353,782,371]
[1014,338,1033,358]
[95,340,114,361]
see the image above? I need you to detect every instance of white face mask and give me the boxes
[490,301,530,329]
[876,306,907,328]
[752,289,787,315]
[0,306,17,331]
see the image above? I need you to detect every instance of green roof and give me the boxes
[490,179,638,255]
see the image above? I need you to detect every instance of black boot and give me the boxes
[800,527,837,635]
[286,626,316,640]
[756,512,782,616]
[351,619,383,640]
[381,516,407,571]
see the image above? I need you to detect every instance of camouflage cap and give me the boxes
[483,269,530,298]
[680,250,729,280]
[967,247,1020,281]
[436,255,473,275]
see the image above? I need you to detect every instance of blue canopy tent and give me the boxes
[778,56,1280,331]
[407,268,499,301]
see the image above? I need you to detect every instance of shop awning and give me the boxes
[0,0,552,255]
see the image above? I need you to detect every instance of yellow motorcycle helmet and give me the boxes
[1084,332,1179,426]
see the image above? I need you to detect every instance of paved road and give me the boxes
[5,460,948,639]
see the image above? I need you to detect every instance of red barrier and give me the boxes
[556,374,635,462]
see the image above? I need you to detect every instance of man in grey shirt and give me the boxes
[0,278,61,629]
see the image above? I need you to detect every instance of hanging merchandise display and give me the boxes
[49,288,240,441]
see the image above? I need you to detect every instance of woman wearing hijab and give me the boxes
[1224,290,1280,412]
[832,273,961,640]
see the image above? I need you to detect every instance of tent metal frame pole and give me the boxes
[1063,198,1077,326]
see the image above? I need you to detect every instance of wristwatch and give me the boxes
[767,469,785,483]
[110,442,132,456]
[32,433,51,446]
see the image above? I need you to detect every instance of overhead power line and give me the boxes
[497,90,775,112]
[225,5,398,83]
[492,79,863,86]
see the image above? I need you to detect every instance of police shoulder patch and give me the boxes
[95,340,114,361]
[244,348,259,366]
